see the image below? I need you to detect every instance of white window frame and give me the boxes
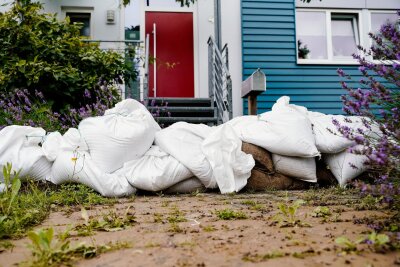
[296,9,363,65]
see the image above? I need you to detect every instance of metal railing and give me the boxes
[142,34,150,106]
[208,37,232,124]
[82,39,143,101]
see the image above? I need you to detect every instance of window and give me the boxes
[370,12,398,33]
[66,12,91,37]
[146,0,185,8]
[296,11,327,60]
[296,10,361,63]
[331,14,359,59]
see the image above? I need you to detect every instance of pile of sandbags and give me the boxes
[0,96,375,196]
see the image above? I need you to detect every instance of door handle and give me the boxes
[152,23,157,97]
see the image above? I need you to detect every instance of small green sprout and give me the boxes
[215,209,248,220]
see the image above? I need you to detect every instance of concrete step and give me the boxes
[155,116,218,126]
[148,97,212,107]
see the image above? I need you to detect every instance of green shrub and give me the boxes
[0,1,135,110]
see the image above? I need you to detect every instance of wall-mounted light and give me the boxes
[107,10,115,24]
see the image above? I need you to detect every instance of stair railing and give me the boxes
[142,34,150,106]
[208,37,232,124]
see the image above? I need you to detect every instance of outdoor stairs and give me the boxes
[147,97,218,127]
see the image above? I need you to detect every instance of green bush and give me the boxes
[0,1,135,110]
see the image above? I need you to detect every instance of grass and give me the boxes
[215,208,248,220]
[0,163,117,240]
[242,251,287,262]
[74,206,136,236]
[22,228,131,267]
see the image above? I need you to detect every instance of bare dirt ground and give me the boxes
[1,190,399,267]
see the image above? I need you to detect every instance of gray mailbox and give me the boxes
[241,69,266,115]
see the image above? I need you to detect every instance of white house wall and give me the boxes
[196,0,214,99]
[221,0,243,117]
[43,0,124,50]
[1,1,124,49]
[196,0,243,117]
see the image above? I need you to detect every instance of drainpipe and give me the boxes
[214,0,221,50]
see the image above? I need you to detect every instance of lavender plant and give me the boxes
[0,81,120,132]
[336,12,400,212]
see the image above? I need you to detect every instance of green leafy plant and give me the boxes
[0,163,21,217]
[311,206,332,222]
[273,200,310,227]
[49,184,116,207]
[25,227,131,267]
[241,200,265,211]
[335,236,363,254]
[242,251,287,262]
[215,208,248,220]
[0,2,135,110]
[0,164,50,239]
[74,206,136,236]
[364,232,390,252]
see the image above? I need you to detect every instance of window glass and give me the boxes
[371,13,398,33]
[146,0,184,8]
[296,11,327,59]
[332,15,359,58]
[67,12,91,37]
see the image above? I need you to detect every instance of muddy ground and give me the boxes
[1,190,399,267]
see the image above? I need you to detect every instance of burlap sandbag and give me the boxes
[242,142,274,172]
[245,167,310,191]
[316,159,338,186]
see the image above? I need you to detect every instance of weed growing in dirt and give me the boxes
[168,222,184,233]
[356,195,384,211]
[153,213,164,223]
[215,209,248,220]
[242,251,287,262]
[0,164,50,239]
[23,227,131,267]
[49,184,116,207]
[273,199,310,227]
[0,240,15,252]
[201,225,216,232]
[335,236,363,254]
[311,206,332,222]
[74,206,136,236]
[167,206,187,223]
[291,248,317,259]
[363,231,390,252]
[145,242,161,248]
[241,200,264,211]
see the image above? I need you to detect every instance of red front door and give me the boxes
[145,12,194,98]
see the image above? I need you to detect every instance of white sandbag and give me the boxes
[227,98,319,158]
[154,122,216,188]
[0,125,51,181]
[79,99,161,173]
[324,146,368,186]
[115,146,193,192]
[308,111,356,154]
[202,124,255,193]
[165,177,205,194]
[272,154,317,183]
[42,128,89,161]
[271,95,309,115]
[50,150,136,197]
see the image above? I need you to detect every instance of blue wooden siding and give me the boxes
[241,0,363,115]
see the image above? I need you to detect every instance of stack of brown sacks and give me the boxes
[242,142,338,191]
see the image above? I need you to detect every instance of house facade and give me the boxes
[0,0,125,50]
[1,0,399,117]
[241,0,400,114]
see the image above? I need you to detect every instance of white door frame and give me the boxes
[139,0,200,98]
